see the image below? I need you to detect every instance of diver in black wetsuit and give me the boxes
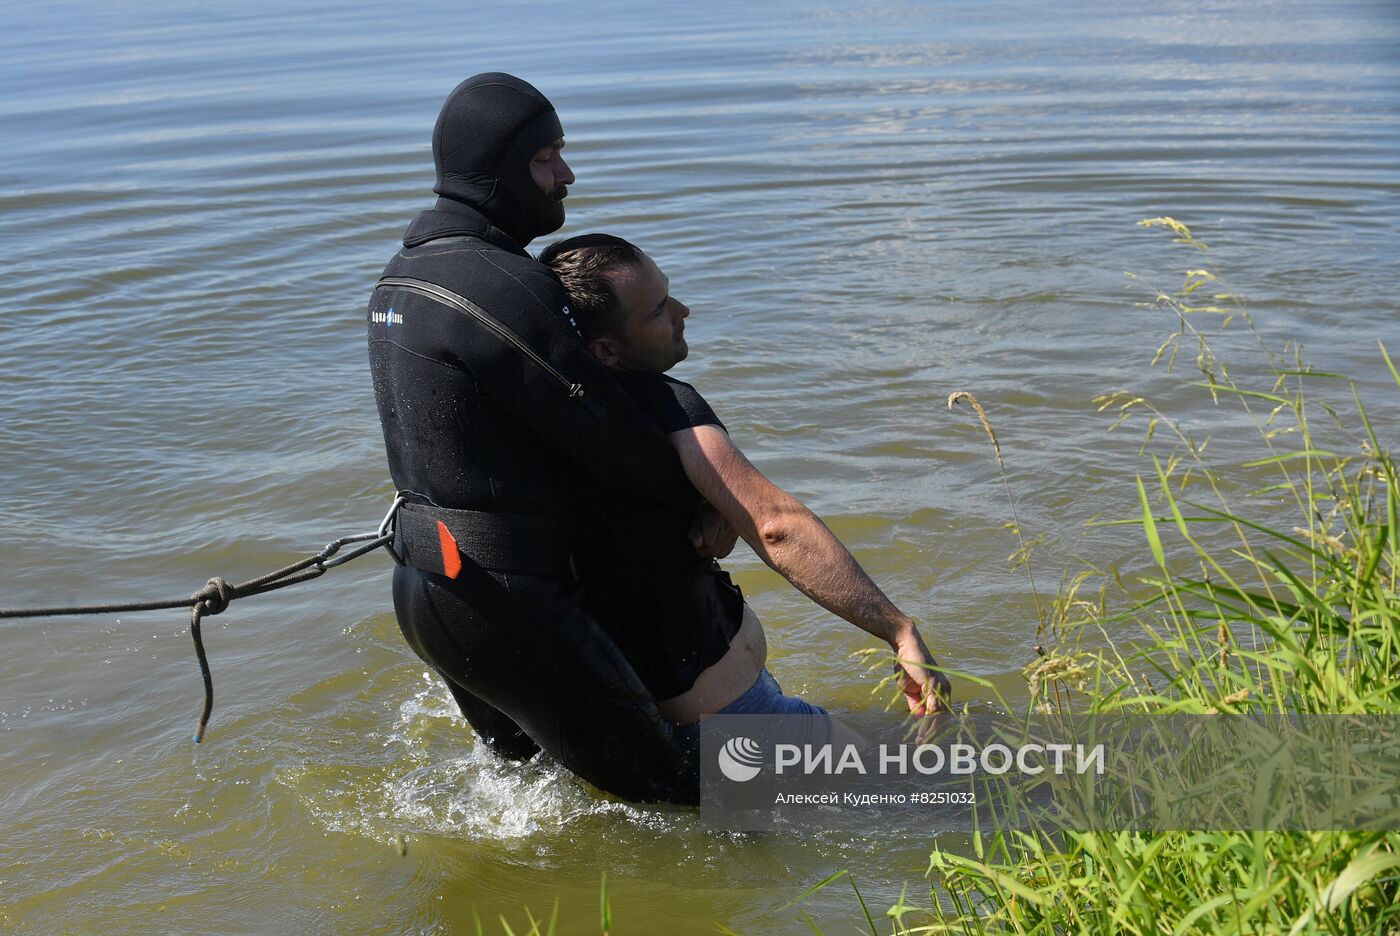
[366,74,718,804]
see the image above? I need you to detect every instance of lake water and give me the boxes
[2,1,1398,931]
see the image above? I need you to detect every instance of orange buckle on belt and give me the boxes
[436,520,462,579]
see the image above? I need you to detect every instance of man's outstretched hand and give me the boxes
[690,499,739,558]
[893,626,951,716]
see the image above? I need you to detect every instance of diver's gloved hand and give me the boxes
[689,500,739,559]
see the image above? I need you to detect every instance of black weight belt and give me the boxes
[392,501,572,578]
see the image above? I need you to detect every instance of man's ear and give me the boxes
[589,336,622,368]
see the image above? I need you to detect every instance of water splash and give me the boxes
[291,673,656,845]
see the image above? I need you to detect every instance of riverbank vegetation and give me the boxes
[846,218,1400,934]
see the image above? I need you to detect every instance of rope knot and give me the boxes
[194,576,235,615]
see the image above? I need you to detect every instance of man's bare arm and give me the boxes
[669,424,949,711]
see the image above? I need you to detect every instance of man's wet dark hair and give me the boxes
[539,233,646,341]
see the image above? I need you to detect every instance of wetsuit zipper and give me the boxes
[375,275,586,400]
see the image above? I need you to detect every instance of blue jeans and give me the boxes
[716,667,828,717]
[677,667,831,751]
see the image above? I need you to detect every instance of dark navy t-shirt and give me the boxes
[578,372,743,700]
[612,372,726,436]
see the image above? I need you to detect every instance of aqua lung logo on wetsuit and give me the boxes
[370,306,404,327]
[717,737,764,782]
[561,304,580,335]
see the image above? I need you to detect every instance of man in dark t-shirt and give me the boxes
[540,235,951,724]
[583,369,751,705]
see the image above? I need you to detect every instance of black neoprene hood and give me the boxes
[432,72,566,247]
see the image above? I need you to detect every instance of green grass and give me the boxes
[839,219,1400,935]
